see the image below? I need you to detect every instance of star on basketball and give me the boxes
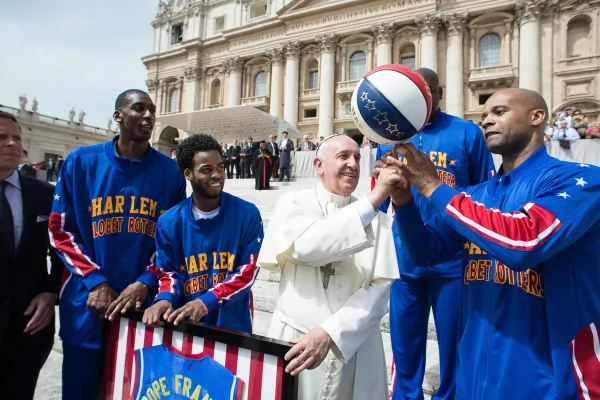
[373,111,389,126]
[575,177,587,187]
[360,92,369,102]
[365,99,377,112]
[557,192,570,199]
[386,123,399,135]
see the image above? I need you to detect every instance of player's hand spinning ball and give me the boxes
[351,64,432,144]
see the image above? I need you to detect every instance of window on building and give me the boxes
[211,79,221,105]
[214,16,225,32]
[250,2,268,19]
[254,71,267,97]
[307,59,319,89]
[478,33,501,67]
[171,23,183,45]
[345,103,352,115]
[349,51,367,81]
[479,93,493,105]
[304,108,317,118]
[399,44,416,68]
[567,15,592,58]
[169,88,179,113]
[308,71,319,89]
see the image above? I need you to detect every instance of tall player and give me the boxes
[49,89,186,399]
[374,69,495,399]
[142,134,262,333]
[380,88,600,400]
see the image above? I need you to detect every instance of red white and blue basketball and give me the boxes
[351,64,432,144]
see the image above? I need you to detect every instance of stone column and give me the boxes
[159,82,167,114]
[283,41,301,127]
[516,0,545,92]
[445,13,468,118]
[416,13,441,71]
[266,48,284,118]
[316,33,338,138]
[372,22,395,67]
[225,56,244,107]
[183,66,206,112]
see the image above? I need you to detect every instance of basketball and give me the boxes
[351,64,433,144]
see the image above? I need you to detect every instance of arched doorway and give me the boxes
[155,125,181,156]
[554,99,600,125]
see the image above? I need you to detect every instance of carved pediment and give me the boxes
[279,0,345,16]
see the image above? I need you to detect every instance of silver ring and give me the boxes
[391,169,400,174]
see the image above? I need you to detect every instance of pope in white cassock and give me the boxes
[257,134,402,400]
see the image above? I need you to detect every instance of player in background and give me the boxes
[378,88,600,399]
[374,68,495,399]
[49,89,186,399]
[143,134,262,334]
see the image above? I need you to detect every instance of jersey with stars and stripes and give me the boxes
[376,111,495,278]
[393,146,600,400]
[153,193,263,334]
[49,135,186,349]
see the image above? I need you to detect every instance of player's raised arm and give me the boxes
[394,142,600,271]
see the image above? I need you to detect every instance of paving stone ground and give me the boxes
[35,177,438,399]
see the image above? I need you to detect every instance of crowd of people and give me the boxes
[0,72,599,400]
[17,152,64,182]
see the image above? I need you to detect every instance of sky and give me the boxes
[0,0,159,129]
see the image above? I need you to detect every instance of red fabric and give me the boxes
[447,193,561,250]
[570,322,600,399]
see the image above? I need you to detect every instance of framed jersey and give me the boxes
[101,310,298,400]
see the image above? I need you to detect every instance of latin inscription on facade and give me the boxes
[286,0,436,33]
[229,30,286,50]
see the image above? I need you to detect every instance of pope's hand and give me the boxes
[284,327,333,376]
[374,156,414,207]
[390,143,441,199]
[369,158,409,209]
[142,300,174,327]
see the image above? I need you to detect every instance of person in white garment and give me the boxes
[257,134,402,400]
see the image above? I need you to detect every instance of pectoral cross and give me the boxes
[320,263,335,289]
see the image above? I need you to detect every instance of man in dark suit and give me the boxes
[297,134,316,151]
[0,110,62,399]
[267,135,280,179]
[46,157,56,182]
[278,131,294,182]
[247,136,258,178]
[18,149,37,179]
[228,139,242,179]
[57,156,64,173]
[241,139,253,179]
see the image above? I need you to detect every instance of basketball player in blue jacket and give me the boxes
[49,90,186,399]
[143,134,262,334]
[378,88,600,399]
[375,68,495,399]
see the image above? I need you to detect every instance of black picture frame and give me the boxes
[100,309,298,400]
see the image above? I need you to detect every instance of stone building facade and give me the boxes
[1,97,114,164]
[143,0,600,147]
